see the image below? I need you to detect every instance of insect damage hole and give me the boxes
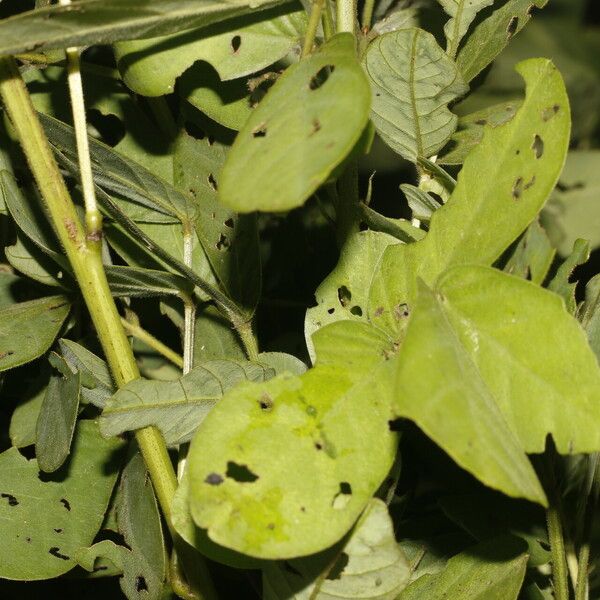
[309,65,335,90]
[208,173,218,191]
[231,35,242,53]
[136,575,148,592]
[216,233,230,251]
[512,176,524,200]
[332,481,352,510]
[252,124,267,138]
[48,547,70,561]
[532,134,544,158]
[226,461,259,483]
[258,393,273,411]
[1,493,18,506]
[507,16,518,38]
[337,285,351,307]
[205,473,224,486]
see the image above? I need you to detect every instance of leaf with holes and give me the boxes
[438,0,495,58]
[304,230,397,362]
[0,295,70,373]
[398,536,528,600]
[262,499,411,599]
[186,323,399,558]
[456,0,548,83]
[35,371,81,474]
[115,5,306,97]
[219,33,371,212]
[100,360,275,445]
[0,420,124,580]
[364,28,468,162]
[174,132,261,314]
[0,0,288,56]
[394,265,600,503]
[368,58,570,334]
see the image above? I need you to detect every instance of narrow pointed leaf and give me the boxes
[438,0,494,58]
[364,28,467,162]
[369,59,570,334]
[220,33,371,212]
[100,360,274,445]
[0,0,288,56]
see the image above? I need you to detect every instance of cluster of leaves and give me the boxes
[0,0,599,598]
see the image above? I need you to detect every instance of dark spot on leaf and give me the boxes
[512,177,524,200]
[205,473,224,486]
[53,528,63,534]
[375,92,381,97]
[284,561,302,576]
[507,16,518,38]
[332,482,352,509]
[48,547,69,561]
[252,124,267,138]
[337,285,351,307]
[231,35,241,53]
[350,305,363,317]
[515,149,520,155]
[310,118,321,136]
[224,218,234,228]
[374,306,384,317]
[267,523,275,530]
[216,233,230,251]
[26,537,31,543]
[226,461,259,483]
[1,493,18,506]
[524,175,536,190]
[300,506,306,512]
[309,65,335,90]
[327,307,335,314]
[136,575,148,592]
[542,104,560,121]
[306,405,317,417]
[375,577,382,586]
[393,303,410,321]
[60,498,71,511]
[532,134,544,158]
[208,173,218,191]
[475,119,487,126]
[315,442,323,451]
[258,394,273,411]
[327,552,349,579]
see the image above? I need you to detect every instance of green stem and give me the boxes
[336,0,356,34]
[545,454,571,600]
[322,0,335,40]
[236,318,260,361]
[0,49,180,570]
[361,0,376,31]
[302,0,325,58]
[121,316,184,369]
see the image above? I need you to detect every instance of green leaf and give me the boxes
[194,305,246,363]
[398,536,528,600]
[439,492,550,566]
[186,324,398,558]
[456,0,548,83]
[174,132,261,314]
[100,360,275,445]
[59,339,114,408]
[504,220,555,285]
[548,238,590,314]
[0,295,70,373]
[401,184,442,223]
[35,371,81,473]
[396,265,600,502]
[115,452,167,599]
[0,0,288,56]
[364,28,468,162]
[581,274,600,360]
[262,499,411,599]
[542,151,600,255]
[438,0,494,58]
[105,265,193,298]
[305,230,397,361]
[369,58,570,334]
[9,375,47,448]
[220,33,371,212]
[438,101,521,166]
[258,352,307,375]
[0,420,124,580]
[115,5,306,97]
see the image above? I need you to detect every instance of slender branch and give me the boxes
[322,0,335,40]
[545,453,571,600]
[302,0,325,58]
[361,0,376,31]
[182,227,196,375]
[121,317,184,369]
[237,319,260,362]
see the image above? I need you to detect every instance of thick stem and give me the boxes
[322,0,335,40]
[545,454,571,600]
[336,0,356,34]
[236,318,260,361]
[0,51,180,556]
[361,0,376,31]
[302,0,325,58]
